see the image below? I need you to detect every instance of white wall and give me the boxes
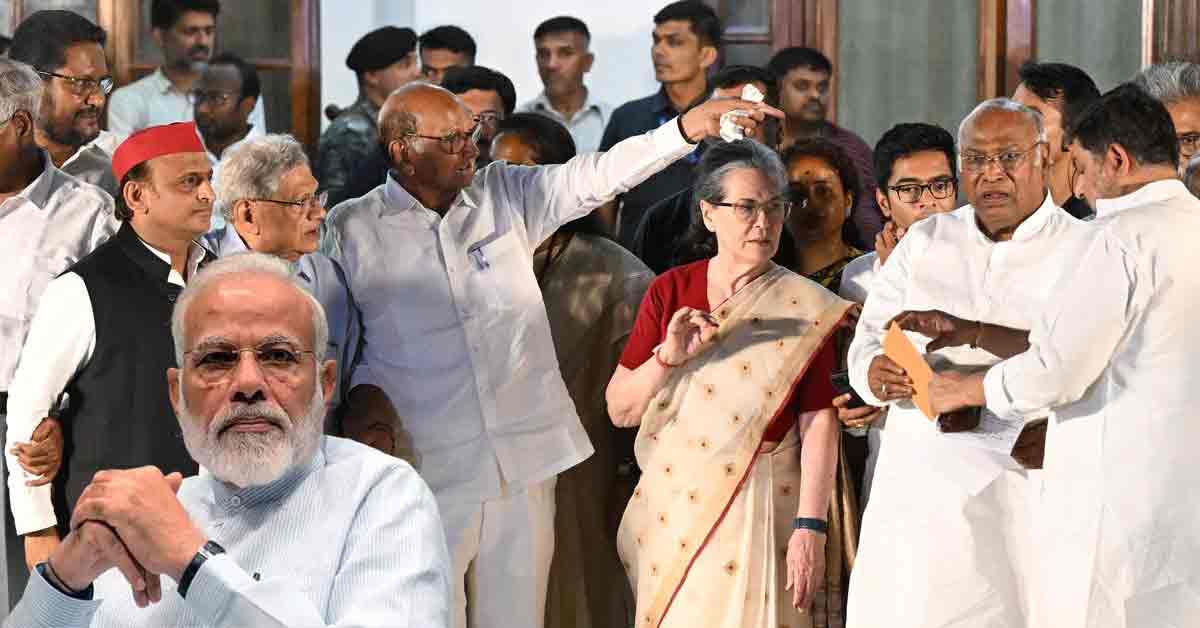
[320,0,673,129]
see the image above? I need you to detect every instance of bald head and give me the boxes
[379,81,481,209]
[379,81,469,143]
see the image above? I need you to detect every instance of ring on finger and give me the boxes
[882,383,888,396]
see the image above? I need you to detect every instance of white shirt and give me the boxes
[4,236,208,534]
[323,118,693,500]
[0,153,116,392]
[6,437,451,628]
[845,194,1094,625]
[107,68,266,139]
[838,250,879,305]
[517,90,612,153]
[59,131,123,198]
[982,179,1200,628]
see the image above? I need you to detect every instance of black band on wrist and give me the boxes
[178,540,225,599]
[39,562,93,600]
[793,517,828,534]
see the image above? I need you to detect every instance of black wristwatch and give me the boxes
[178,540,225,599]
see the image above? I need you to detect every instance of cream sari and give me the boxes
[618,264,853,628]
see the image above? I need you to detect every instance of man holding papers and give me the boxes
[844,98,1093,628]
[929,85,1200,628]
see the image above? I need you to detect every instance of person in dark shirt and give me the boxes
[631,64,782,273]
[598,1,720,246]
[1013,61,1101,220]
[442,65,516,169]
[769,46,881,248]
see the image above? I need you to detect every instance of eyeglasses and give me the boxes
[247,191,329,212]
[1178,133,1200,158]
[960,143,1042,173]
[408,120,484,154]
[888,178,957,203]
[709,197,796,223]
[36,70,113,97]
[183,341,315,383]
[188,89,239,106]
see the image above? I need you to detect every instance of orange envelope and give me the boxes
[883,322,935,420]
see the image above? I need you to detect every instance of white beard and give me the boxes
[178,382,324,489]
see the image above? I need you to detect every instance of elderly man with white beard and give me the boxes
[2,253,451,628]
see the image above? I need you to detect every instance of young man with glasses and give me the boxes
[4,123,213,585]
[835,122,959,506]
[844,100,1094,627]
[441,65,517,169]
[8,10,120,197]
[192,52,259,230]
[107,0,266,138]
[322,82,779,628]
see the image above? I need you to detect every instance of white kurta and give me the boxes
[846,194,1093,627]
[983,179,1200,628]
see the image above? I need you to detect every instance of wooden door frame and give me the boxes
[94,0,321,148]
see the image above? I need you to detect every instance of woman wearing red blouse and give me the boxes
[606,139,851,628]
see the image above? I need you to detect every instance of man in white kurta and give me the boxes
[846,100,1093,627]
[930,84,1200,628]
[322,83,778,628]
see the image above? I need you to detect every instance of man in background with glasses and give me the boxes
[1133,61,1200,177]
[845,99,1095,627]
[0,57,117,611]
[3,123,212,590]
[192,52,259,230]
[107,0,266,139]
[322,81,780,628]
[442,65,516,169]
[9,10,120,197]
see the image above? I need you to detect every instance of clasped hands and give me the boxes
[45,466,206,608]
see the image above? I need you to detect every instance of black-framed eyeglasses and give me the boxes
[888,178,957,203]
[188,89,239,106]
[960,143,1043,173]
[1178,133,1200,157]
[408,120,484,154]
[247,191,328,211]
[709,197,797,223]
[36,70,113,97]
[183,341,315,383]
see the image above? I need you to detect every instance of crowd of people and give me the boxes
[0,0,1198,627]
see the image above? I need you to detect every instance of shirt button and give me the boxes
[229,496,242,508]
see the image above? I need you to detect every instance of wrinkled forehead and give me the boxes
[963,109,1039,150]
[184,274,314,347]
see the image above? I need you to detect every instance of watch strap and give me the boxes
[178,540,225,599]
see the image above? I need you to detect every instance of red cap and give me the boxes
[111,122,206,183]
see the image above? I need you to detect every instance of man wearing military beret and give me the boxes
[316,26,420,208]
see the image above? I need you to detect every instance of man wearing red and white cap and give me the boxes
[3,121,214,572]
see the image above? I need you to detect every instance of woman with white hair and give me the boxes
[606,138,851,627]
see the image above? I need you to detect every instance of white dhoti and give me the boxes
[847,427,1032,628]
[438,478,557,628]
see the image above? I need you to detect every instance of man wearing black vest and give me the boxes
[3,122,213,575]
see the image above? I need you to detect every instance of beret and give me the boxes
[346,26,418,73]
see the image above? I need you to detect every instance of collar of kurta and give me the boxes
[382,170,481,216]
[18,151,58,209]
[1094,178,1191,217]
[970,191,1058,243]
[207,223,310,281]
[117,221,212,285]
[204,442,326,510]
[531,91,603,117]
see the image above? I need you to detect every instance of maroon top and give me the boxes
[620,260,838,442]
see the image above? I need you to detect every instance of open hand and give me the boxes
[785,529,826,611]
[889,310,977,352]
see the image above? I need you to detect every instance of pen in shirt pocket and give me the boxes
[468,247,490,270]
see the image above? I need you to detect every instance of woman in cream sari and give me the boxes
[607,140,852,628]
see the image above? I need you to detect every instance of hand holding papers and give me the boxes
[883,322,935,419]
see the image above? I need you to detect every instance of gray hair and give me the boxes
[1132,61,1200,105]
[1186,154,1200,197]
[171,252,329,367]
[0,59,42,127]
[958,97,1047,148]
[214,133,310,219]
[693,139,788,209]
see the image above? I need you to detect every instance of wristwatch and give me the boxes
[178,540,226,598]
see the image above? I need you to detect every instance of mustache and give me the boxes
[75,107,101,119]
[189,45,211,56]
[210,401,293,438]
